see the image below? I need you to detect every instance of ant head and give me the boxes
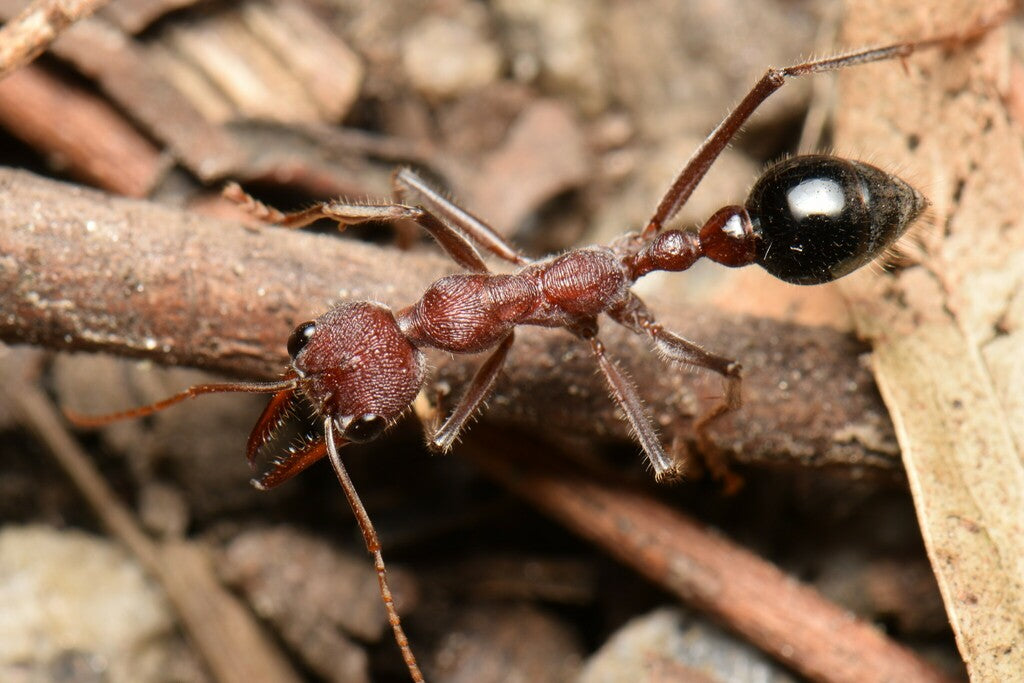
[747,155,927,285]
[288,302,426,443]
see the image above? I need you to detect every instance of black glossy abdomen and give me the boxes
[747,155,926,285]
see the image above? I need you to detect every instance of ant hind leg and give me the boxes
[609,296,743,491]
[641,10,1013,240]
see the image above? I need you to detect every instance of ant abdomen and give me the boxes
[747,155,927,285]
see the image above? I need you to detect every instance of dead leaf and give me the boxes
[836,1,1024,679]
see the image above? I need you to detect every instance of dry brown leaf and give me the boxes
[835,1,1024,679]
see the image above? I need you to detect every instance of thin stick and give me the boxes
[0,0,111,80]
[465,430,956,683]
[0,65,163,196]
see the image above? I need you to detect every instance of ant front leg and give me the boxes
[609,294,742,488]
[429,332,515,452]
[223,182,420,230]
[224,182,490,273]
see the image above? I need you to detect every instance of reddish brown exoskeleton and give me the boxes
[68,15,1006,680]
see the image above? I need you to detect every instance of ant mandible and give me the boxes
[68,16,1002,682]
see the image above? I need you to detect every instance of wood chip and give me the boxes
[240,1,363,122]
[0,64,163,196]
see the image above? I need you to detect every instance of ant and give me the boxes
[67,15,1005,682]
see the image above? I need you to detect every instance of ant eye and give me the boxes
[344,414,388,443]
[287,321,316,358]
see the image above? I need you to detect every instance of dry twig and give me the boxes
[465,429,953,683]
[0,64,164,195]
[0,0,110,79]
[0,167,899,473]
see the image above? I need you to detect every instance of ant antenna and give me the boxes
[324,418,423,681]
[64,377,299,427]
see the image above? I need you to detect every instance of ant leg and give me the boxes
[430,332,515,452]
[394,168,531,266]
[224,182,420,229]
[65,377,299,427]
[645,324,742,445]
[324,418,424,683]
[588,336,679,481]
[641,11,1010,239]
[609,296,742,488]
[224,182,490,273]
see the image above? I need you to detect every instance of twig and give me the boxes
[1,375,302,683]
[0,166,900,472]
[0,0,109,80]
[464,429,954,683]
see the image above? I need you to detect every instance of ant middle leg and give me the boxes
[586,334,678,480]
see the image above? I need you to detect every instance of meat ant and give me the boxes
[66,15,1005,682]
